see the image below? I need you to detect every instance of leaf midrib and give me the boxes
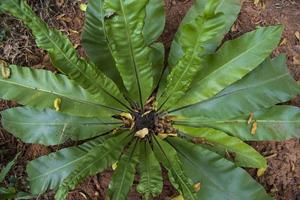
[119,0,143,107]
[0,77,122,112]
[190,30,279,92]
[10,0,127,110]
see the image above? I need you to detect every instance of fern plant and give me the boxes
[0,0,299,199]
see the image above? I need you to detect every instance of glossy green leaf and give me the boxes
[82,0,125,90]
[143,0,165,45]
[168,137,273,200]
[175,126,267,168]
[158,1,225,110]
[103,0,154,106]
[176,26,283,108]
[0,153,19,182]
[55,133,130,200]
[168,0,241,67]
[27,136,108,195]
[176,106,300,141]
[109,140,138,200]
[1,107,120,145]
[0,65,120,118]
[172,55,300,119]
[153,137,197,200]
[150,43,165,90]
[0,0,129,111]
[137,141,163,199]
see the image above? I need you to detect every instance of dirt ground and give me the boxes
[0,0,300,199]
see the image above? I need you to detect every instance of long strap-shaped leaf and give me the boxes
[158,1,225,110]
[175,126,267,168]
[27,136,109,195]
[0,65,122,118]
[0,153,19,182]
[175,106,300,141]
[103,0,154,106]
[1,107,120,145]
[55,133,131,200]
[176,26,283,108]
[153,136,197,200]
[143,0,165,45]
[0,0,129,110]
[172,55,300,119]
[168,0,241,67]
[137,141,163,200]
[168,138,273,200]
[82,0,125,91]
[109,140,138,200]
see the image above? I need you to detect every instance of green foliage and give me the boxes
[0,154,34,200]
[0,0,299,199]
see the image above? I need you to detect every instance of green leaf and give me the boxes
[0,153,19,182]
[176,26,283,108]
[153,136,197,200]
[143,0,165,45]
[0,0,129,111]
[82,0,125,90]
[175,126,267,168]
[168,137,273,200]
[0,187,17,200]
[172,55,300,119]
[55,132,131,200]
[176,106,300,141]
[103,0,155,106]
[109,140,138,200]
[137,141,163,199]
[0,65,121,118]
[158,0,225,110]
[27,136,109,195]
[168,0,241,67]
[1,107,120,145]
[150,43,165,90]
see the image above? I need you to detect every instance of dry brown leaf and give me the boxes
[193,182,201,192]
[251,121,258,135]
[295,31,300,41]
[56,0,64,7]
[293,56,300,65]
[254,0,260,6]
[280,38,288,46]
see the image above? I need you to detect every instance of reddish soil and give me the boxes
[0,0,300,200]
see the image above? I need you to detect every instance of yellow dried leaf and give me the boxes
[231,24,238,32]
[247,112,254,125]
[295,31,300,41]
[54,98,62,111]
[79,3,87,12]
[168,133,178,137]
[172,195,184,200]
[79,192,87,199]
[158,133,168,140]
[293,56,300,65]
[112,162,118,170]
[135,128,149,139]
[254,0,260,6]
[120,112,133,121]
[279,38,288,46]
[193,182,201,192]
[257,167,266,177]
[251,121,257,135]
[1,60,10,79]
